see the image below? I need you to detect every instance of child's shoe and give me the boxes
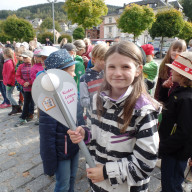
[0,103,11,109]
[15,118,27,127]
[34,119,39,125]
[26,114,34,122]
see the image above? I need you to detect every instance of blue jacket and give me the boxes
[39,110,79,176]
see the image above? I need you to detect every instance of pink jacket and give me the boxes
[30,63,44,83]
[16,63,32,92]
[2,59,15,86]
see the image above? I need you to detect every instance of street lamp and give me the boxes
[47,0,57,44]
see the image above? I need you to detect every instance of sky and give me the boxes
[1,0,140,10]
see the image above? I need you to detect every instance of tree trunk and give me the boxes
[160,36,164,59]
[133,34,136,43]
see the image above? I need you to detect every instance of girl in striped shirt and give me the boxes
[68,41,161,192]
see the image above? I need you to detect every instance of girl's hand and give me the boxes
[67,126,85,143]
[23,82,30,87]
[189,159,192,167]
[162,77,173,88]
[87,164,104,183]
[82,56,89,63]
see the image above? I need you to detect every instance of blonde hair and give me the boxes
[97,41,159,133]
[3,48,15,65]
[73,40,86,52]
[159,39,187,79]
[60,38,68,48]
[91,44,108,60]
[84,38,91,46]
[15,46,25,56]
[189,39,192,47]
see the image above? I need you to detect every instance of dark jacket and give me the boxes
[0,53,4,81]
[39,110,79,176]
[45,41,53,46]
[159,86,192,160]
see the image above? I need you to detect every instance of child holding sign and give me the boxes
[39,49,79,192]
[68,41,161,192]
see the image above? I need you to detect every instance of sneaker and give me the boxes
[26,114,34,122]
[0,103,11,109]
[34,119,39,125]
[14,118,27,127]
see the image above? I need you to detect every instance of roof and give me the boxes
[131,0,166,7]
[169,0,183,9]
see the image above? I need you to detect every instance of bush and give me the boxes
[37,32,54,44]
[0,33,12,43]
[58,34,72,43]
[73,27,85,40]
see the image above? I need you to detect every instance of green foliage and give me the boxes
[2,15,35,42]
[64,0,108,30]
[0,2,117,23]
[37,32,54,44]
[149,9,184,39]
[178,21,192,43]
[180,0,192,21]
[117,4,155,41]
[58,34,72,43]
[40,17,62,32]
[0,33,12,43]
[73,27,85,40]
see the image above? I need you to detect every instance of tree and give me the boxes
[2,15,35,42]
[178,21,192,44]
[180,0,192,21]
[73,27,85,40]
[0,33,12,43]
[58,34,72,43]
[64,0,108,30]
[37,32,54,44]
[117,4,155,42]
[40,18,62,32]
[149,8,184,57]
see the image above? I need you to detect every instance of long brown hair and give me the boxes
[97,41,156,133]
[159,39,187,79]
[3,48,15,66]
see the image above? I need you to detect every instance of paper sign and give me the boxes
[42,97,56,111]
[60,82,77,122]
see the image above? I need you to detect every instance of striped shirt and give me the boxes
[16,63,32,92]
[84,87,161,192]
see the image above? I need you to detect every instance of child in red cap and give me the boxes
[141,44,158,83]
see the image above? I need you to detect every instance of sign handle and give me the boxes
[53,92,96,168]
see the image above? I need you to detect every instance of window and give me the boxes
[109,17,112,23]
[109,26,112,33]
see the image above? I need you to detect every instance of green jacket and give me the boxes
[143,60,158,80]
[74,55,85,93]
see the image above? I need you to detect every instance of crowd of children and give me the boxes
[1,37,192,192]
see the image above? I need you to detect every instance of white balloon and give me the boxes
[41,73,60,92]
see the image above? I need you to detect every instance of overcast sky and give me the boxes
[1,0,141,10]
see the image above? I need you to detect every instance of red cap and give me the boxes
[141,44,154,56]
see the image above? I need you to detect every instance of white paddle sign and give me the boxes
[32,69,95,168]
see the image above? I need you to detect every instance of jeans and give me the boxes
[0,82,10,104]
[54,152,79,192]
[6,86,17,105]
[21,91,34,119]
[21,90,34,115]
[161,155,187,192]
[77,99,85,126]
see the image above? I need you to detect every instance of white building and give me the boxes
[101,0,183,45]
